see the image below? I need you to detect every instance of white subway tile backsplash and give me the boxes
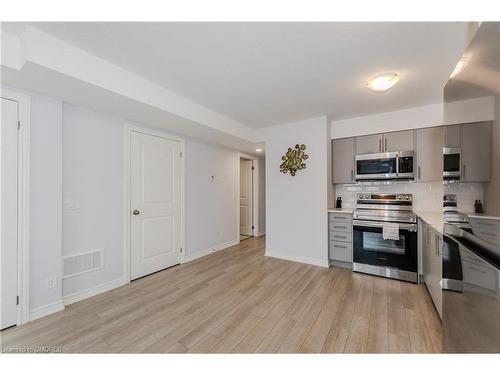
[335,181,485,213]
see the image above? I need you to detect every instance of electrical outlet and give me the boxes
[46,275,57,289]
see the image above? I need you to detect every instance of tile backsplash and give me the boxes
[334,181,485,212]
[444,182,485,213]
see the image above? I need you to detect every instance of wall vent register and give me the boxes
[63,249,104,279]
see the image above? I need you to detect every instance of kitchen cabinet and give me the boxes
[355,134,383,154]
[444,125,462,148]
[328,212,353,267]
[421,219,442,318]
[355,130,414,155]
[461,122,491,182]
[415,127,443,182]
[332,138,355,184]
[383,130,414,152]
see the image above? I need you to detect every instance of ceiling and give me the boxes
[2,22,472,128]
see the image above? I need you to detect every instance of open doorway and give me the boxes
[239,158,253,241]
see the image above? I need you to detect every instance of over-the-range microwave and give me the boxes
[355,151,414,181]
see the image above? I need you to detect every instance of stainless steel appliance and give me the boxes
[443,223,500,352]
[355,151,414,181]
[443,193,470,229]
[443,147,461,181]
[353,193,418,283]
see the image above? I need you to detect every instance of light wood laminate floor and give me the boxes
[0,237,442,353]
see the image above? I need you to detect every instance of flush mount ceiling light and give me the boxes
[450,57,467,79]
[366,73,399,92]
[255,148,263,152]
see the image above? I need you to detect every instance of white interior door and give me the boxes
[240,159,253,236]
[1,98,19,329]
[130,131,182,280]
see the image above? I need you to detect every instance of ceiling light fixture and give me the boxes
[450,57,467,79]
[366,73,399,92]
[255,148,263,152]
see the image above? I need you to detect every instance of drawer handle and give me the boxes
[333,225,347,229]
[334,235,347,239]
[333,216,346,220]
[334,245,347,249]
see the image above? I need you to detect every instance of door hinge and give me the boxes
[18,120,21,130]
[16,296,19,305]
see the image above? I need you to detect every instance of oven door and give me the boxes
[356,153,398,180]
[353,221,418,273]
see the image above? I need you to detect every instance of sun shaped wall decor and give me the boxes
[279,144,308,176]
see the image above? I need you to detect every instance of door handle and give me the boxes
[132,209,140,215]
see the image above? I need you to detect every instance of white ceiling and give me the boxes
[3,22,471,128]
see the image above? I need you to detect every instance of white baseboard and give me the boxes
[63,277,127,306]
[182,239,239,263]
[265,251,329,268]
[255,231,266,237]
[30,300,65,321]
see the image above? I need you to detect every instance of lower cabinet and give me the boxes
[421,219,442,318]
[328,212,353,268]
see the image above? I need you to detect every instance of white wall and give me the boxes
[185,139,239,259]
[62,105,125,298]
[330,97,495,139]
[264,117,329,267]
[29,93,63,311]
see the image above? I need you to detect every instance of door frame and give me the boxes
[237,153,261,242]
[1,88,31,326]
[123,124,185,283]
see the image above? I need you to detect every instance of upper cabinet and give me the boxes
[461,122,492,182]
[355,134,383,154]
[384,130,414,152]
[416,127,443,182]
[355,130,414,155]
[443,125,462,148]
[332,138,355,184]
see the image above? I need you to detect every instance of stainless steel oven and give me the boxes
[443,147,461,181]
[355,151,414,181]
[353,193,418,283]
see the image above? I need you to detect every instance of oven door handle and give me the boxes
[353,220,418,232]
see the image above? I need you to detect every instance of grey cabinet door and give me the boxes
[416,127,443,182]
[443,125,462,148]
[383,130,414,152]
[462,122,492,182]
[355,134,383,154]
[332,138,355,184]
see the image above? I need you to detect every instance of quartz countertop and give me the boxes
[414,210,445,234]
[327,208,354,214]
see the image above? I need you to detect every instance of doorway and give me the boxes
[129,129,183,280]
[239,158,253,241]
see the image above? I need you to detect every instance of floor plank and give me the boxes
[1,237,442,353]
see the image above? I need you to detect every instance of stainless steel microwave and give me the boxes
[443,147,461,181]
[355,151,414,181]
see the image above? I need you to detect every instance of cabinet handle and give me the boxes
[462,165,466,181]
[333,244,347,249]
[418,166,421,180]
[334,235,347,239]
[385,138,388,151]
[379,139,382,152]
[351,170,354,182]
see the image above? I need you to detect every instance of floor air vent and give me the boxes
[63,249,104,279]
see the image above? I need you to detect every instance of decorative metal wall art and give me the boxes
[280,144,308,176]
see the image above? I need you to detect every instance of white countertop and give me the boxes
[414,210,445,234]
[327,208,354,214]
